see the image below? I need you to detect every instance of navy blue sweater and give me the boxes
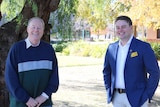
[5,40,59,107]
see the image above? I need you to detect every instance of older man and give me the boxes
[5,17,59,107]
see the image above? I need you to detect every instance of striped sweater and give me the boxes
[5,40,59,107]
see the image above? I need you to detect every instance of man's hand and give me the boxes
[26,97,38,107]
[35,95,47,107]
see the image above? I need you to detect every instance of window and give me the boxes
[157,29,160,38]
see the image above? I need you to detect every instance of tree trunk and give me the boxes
[0,0,60,106]
[133,25,137,37]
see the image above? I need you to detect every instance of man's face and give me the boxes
[27,19,44,43]
[115,20,132,40]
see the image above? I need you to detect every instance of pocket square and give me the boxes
[131,52,138,57]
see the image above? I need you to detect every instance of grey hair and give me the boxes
[27,17,45,29]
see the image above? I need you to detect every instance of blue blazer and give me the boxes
[103,37,160,107]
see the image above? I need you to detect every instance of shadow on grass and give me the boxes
[149,95,160,107]
[61,80,105,92]
[56,65,160,107]
[53,100,90,107]
[60,80,160,107]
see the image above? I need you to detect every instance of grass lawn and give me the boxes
[56,53,104,67]
[53,53,160,107]
[52,65,110,107]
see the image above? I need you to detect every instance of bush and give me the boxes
[53,40,160,60]
[62,46,70,55]
[53,41,70,52]
[62,41,108,58]
[89,45,106,58]
[150,43,160,60]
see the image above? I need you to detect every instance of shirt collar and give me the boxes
[119,35,133,47]
[25,38,40,49]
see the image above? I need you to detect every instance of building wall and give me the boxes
[146,28,157,39]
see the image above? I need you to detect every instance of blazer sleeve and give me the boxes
[103,46,112,90]
[143,43,160,99]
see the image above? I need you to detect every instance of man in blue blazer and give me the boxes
[103,16,160,107]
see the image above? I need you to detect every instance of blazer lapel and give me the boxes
[125,37,137,65]
[113,42,119,75]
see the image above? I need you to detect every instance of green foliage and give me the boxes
[120,0,160,29]
[1,0,38,22]
[15,14,23,32]
[54,40,160,60]
[1,0,25,21]
[89,45,106,58]
[49,0,79,40]
[76,0,132,34]
[150,43,160,60]
[62,41,108,58]
[49,0,135,40]
[62,47,70,55]
[30,1,38,16]
[62,41,83,55]
[77,0,117,32]
[53,41,70,52]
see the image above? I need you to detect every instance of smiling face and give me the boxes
[27,17,44,45]
[115,16,133,45]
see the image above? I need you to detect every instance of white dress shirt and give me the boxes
[115,36,133,89]
[25,38,40,49]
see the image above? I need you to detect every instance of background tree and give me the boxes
[49,0,131,40]
[50,0,78,41]
[76,0,131,38]
[77,0,113,35]
[0,0,60,106]
[119,0,160,29]
[116,0,160,37]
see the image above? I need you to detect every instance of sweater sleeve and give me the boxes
[5,44,30,103]
[44,47,59,97]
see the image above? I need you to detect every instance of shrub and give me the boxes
[53,41,70,52]
[62,41,108,58]
[62,48,70,55]
[150,43,160,60]
[54,40,160,60]
[89,45,107,58]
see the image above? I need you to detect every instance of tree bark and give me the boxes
[0,0,60,106]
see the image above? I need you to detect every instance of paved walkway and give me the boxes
[52,65,160,107]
